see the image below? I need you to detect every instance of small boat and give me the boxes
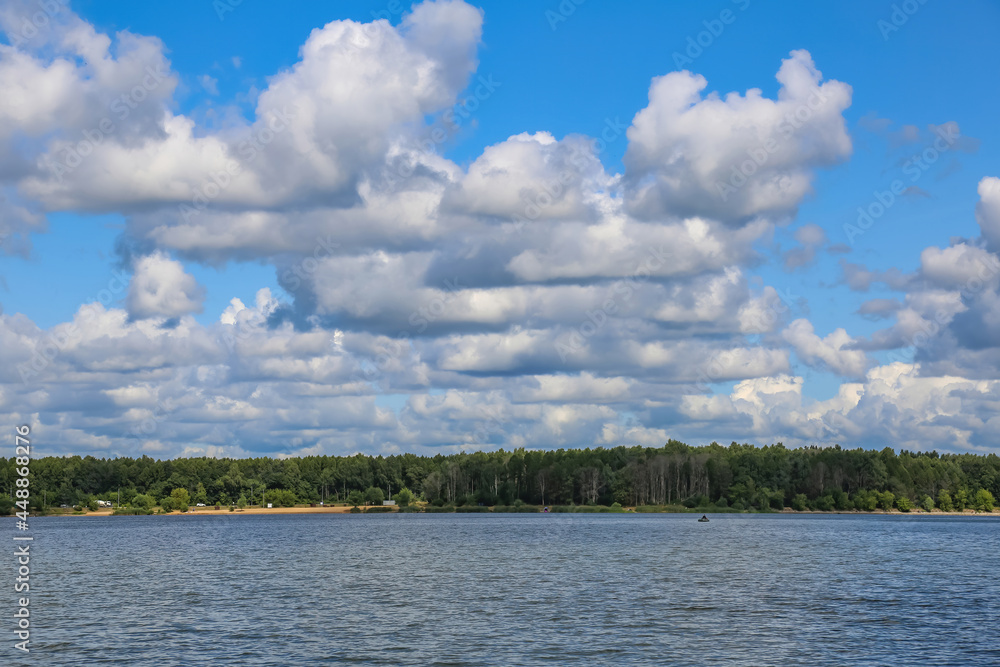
[698,515,709,522]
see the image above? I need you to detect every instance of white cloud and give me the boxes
[975,176,1000,252]
[3,1,999,460]
[127,252,206,319]
[782,319,870,378]
[16,0,483,214]
[624,50,852,225]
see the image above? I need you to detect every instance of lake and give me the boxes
[16,513,1000,665]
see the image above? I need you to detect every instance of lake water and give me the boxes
[13,513,1000,665]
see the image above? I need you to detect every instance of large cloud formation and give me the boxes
[1,0,998,458]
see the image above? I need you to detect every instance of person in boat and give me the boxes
[699,515,709,521]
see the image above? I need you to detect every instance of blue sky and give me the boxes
[1,0,999,458]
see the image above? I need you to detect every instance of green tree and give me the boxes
[87,499,99,512]
[392,487,415,507]
[769,489,785,510]
[877,491,895,511]
[853,490,878,511]
[132,494,156,511]
[170,488,190,512]
[347,490,364,507]
[973,489,995,512]
[237,493,247,509]
[193,483,208,506]
[895,496,912,512]
[0,497,14,516]
[936,490,954,512]
[364,486,385,506]
[264,489,297,507]
[920,495,934,512]
[832,489,851,511]
[791,494,808,511]
[813,495,834,511]
[954,488,969,511]
[160,497,175,512]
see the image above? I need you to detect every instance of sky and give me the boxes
[2,0,1000,460]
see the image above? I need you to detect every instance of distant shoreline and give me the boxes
[23,506,1000,518]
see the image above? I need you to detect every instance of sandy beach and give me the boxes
[46,505,366,517]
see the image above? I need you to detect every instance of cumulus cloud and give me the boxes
[681,363,1000,452]
[441,131,610,221]
[3,0,999,459]
[976,176,1000,252]
[126,253,206,319]
[845,181,1000,380]
[782,319,870,378]
[16,0,483,214]
[623,49,852,225]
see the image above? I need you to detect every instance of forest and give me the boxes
[3,441,999,513]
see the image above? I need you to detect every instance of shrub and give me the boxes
[812,495,834,511]
[171,488,191,508]
[877,491,895,511]
[853,490,878,511]
[609,502,624,512]
[0,497,15,516]
[936,490,954,512]
[895,496,913,512]
[87,499,99,512]
[920,495,935,512]
[392,488,415,507]
[431,497,446,507]
[974,489,995,512]
[954,489,969,511]
[132,494,156,511]
[714,496,729,508]
[347,490,364,507]
[424,505,456,513]
[264,489,297,507]
[363,487,385,506]
[833,490,851,511]
[769,490,786,510]
[791,494,809,511]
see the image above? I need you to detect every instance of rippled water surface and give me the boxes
[15,513,1000,665]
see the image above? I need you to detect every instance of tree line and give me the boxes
[2,441,998,513]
